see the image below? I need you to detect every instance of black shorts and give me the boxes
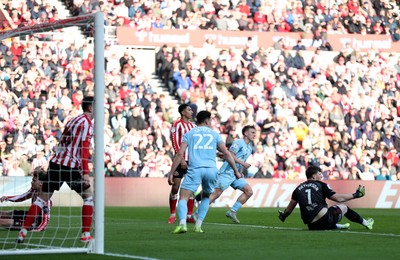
[307,206,343,230]
[42,161,90,193]
[172,162,188,179]
[9,210,42,230]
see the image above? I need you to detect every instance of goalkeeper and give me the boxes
[278,165,374,230]
[0,167,50,231]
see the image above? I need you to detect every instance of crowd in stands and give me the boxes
[70,0,400,41]
[0,0,400,181]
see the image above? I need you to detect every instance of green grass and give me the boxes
[1,207,400,260]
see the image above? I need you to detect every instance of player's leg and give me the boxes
[0,210,13,219]
[173,169,200,233]
[68,168,94,242]
[186,193,195,223]
[209,173,231,205]
[172,188,191,234]
[17,192,52,243]
[169,165,185,224]
[193,168,218,232]
[0,210,14,229]
[340,204,374,230]
[0,219,14,229]
[208,188,223,204]
[325,205,350,229]
[226,180,253,224]
[80,187,94,242]
[179,163,196,223]
[169,176,181,224]
[17,164,58,242]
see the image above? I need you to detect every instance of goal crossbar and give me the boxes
[0,14,96,41]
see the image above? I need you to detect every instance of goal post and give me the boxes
[0,12,105,255]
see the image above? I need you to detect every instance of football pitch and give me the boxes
[2,207,400,260]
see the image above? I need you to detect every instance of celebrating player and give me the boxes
[209,125,256,224]
[168,104,196,224]
[169,111,241,233]
[278,165,374,230]
[16,96,95,244]
[0,167,50,231]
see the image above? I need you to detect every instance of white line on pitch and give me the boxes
[104,252,163,260]
[207,222,400,237]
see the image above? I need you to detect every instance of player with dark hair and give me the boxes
[168,103,196,224]
[169,110,241,233]
[0,167,50,231]
[17,96,95,243]
[278,165,374,230]
[209,125,256,224]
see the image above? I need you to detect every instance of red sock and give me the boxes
[23,204,41,229]
[169,198,177,214]
[187,198,194,216]
[82,204,93,233]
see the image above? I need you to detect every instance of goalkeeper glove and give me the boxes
[352,185,365,199]
[278,210,287,223]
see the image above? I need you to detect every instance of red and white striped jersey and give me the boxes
[170,119,196,161]
[5,188,52,232]
[51,114,93,175]
[6,188,38,204]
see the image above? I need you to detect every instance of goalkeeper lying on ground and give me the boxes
[0,167,51,231]
[278,165,374,230]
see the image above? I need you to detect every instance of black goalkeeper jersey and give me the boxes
[291,180,336,224]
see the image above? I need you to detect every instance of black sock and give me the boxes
[345,208,363,224]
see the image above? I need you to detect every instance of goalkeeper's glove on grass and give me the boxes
[352,185,365,198]
[278,210,287,223]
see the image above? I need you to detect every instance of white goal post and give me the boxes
[0,12,105,255]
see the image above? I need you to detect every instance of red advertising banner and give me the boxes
[116,27,400,52]
[1,177,399,208]
[326,33,400,52]
[104,178,400,209]
[116,27,312,49]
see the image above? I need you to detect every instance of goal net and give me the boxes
[0,13,105,255]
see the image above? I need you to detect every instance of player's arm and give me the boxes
[170,123,181,154]
[218,142,242,179]
[81,125,92,187]
[0,189,34,203]
[171,123,187,168]
[278,199,297,223]
[168,142,188,185]
[329,185,365,202]
[32,200,51,232]
[230,151,251,169]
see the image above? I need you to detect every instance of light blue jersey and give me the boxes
[217,139,253,191]
[180,126,223,194]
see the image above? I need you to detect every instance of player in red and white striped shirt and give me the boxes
[0,167,51,231]
[16,96,94,244]
[167,104,196,224]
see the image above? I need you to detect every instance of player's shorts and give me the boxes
[9,210,43,230]
[172,162,188,179]
[181,167,217,195]
[216,171,248,191]
[43,161,90,193]
[307,206,343,230]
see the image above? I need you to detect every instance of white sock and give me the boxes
[362,219,369,226]
[195,220,203,227]
[336,224,347,229]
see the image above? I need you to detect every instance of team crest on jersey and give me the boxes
[171,127,176,133]
[232,143,239,149]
